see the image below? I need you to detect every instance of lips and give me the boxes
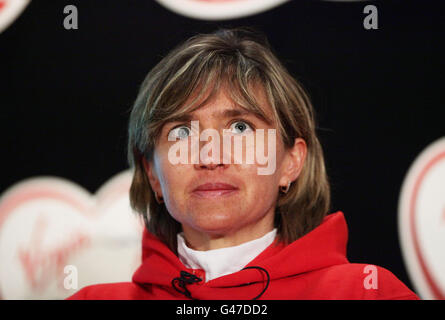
[192,183,238,198]
[193,183,237,191]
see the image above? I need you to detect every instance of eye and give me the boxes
[230,120,253,134]
[168,125,191,140]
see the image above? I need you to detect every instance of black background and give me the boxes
[1,0,444,295]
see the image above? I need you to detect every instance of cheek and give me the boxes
[156,164,191,223]
[154,151,188,197]
[159,164,187,194]
[237,164,280,198]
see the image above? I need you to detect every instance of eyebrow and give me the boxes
[166,107,272,125]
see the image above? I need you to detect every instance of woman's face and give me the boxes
[143,87,306,247]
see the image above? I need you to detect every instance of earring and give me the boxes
[154,191,164,204]
[280,181,291,194]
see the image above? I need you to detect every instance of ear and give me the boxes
[279,138,307,186]
[142,157,162,196]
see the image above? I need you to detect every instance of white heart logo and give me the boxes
[0,0,30,34]
[0,170,144,299]
[155,0,290,21]
[399,137,445,300]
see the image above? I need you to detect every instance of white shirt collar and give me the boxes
[177,229,277,282]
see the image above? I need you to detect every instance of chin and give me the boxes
[189,213,240,234]
[187,201,241,216]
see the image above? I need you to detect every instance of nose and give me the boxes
[192,128,229,171]
[193,145,229,171]
[195,162,227,170]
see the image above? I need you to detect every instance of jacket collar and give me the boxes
[176,228,277,282]
[132,211,349,291]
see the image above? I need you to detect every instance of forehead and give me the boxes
[169,85,275,125]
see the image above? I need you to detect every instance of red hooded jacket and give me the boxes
[67,212,419,300]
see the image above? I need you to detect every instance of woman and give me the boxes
[68,28,419,300]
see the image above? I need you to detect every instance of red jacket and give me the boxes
[67,211,419,300]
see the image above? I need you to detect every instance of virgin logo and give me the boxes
[0,170,143,299]
[442,207,445,223]
[18,215,90,291]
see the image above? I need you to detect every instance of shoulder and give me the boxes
[66,282,147,300]
[310,263,420,300]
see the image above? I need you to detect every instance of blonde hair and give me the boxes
[127,28,330,253]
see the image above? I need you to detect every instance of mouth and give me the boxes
[192,182,239,199]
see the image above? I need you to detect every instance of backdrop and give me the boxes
[0,0,444,298]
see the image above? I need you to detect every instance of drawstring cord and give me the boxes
[171,271,202,299]
[171,266,270,300]
[241,266,270,300]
